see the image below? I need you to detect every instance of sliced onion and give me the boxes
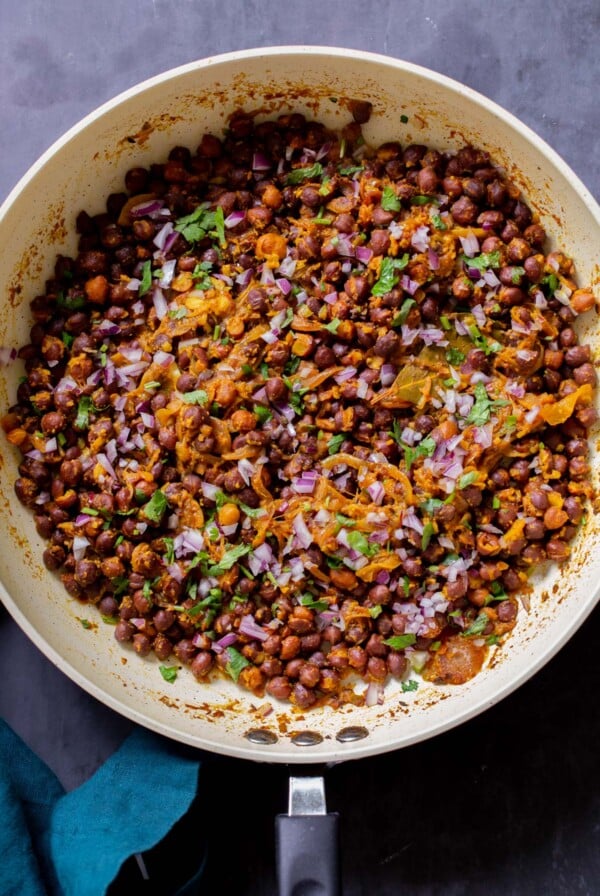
[402,508,424,534]
[482,269,501,288]
[237,458,255,486]
[235,267,253,288]
[201,481,220,501]
[277,256,297,278]
[292,471,319,494]
[355,246,373,265]
[158,259,177,289]
[389,221,403,239]
[427,247,440,270]
[97,453,117,479]
[400,274,420,296]
[472,304,486,327]
[130,199,164,218]
[365,682,384,707]
[154,351,174,367]
[212,632,238,654]
[275,278,292,296]
[153,221,174,251]
[261,329,278,344]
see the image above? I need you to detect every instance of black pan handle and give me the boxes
[276,776,340,896]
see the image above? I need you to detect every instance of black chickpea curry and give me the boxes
[2,104,596,708]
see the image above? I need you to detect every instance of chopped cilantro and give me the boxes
[74,396,92,431]
[486,634,500,646]
[412,195,435,205]
[458,471,478,489]
[542,272,559,295]
[101,614,118,625]
[335,513,356,528]
[159,665,179,683]
[168,307,188,319]
[327,433,346,455]
[338,165,364,177]
[381,185,402,212]
[467,323,501,356]
[61,331,74,349]
[143,489,168,523]
[369,605,383,619]
[57,291,86,311]
[465,250,501,271]
[192,261,213,290]
[401,679,419,692]
[214,206,226,247]
[400,114,409,123]
[420,498,444,514]
[400,435,436,470]
[175,203,220,244]
[254,405,272,424]
[421,521,435,551]
[241,363,254,376]
[139,260,152,296]
[285,163,324,185]
[466,382,509,425]
[181,390,209,405]
[511,266,525,284]
[462,613,489,637]
[431,213,446,230]
[80,618,91,630]
[299,594,329,613]
[372,254,409,296]
[384,634,417,650]
[391,298,416,327]
[207,543,251,576]
[346,530,378,557]
[225,646,251,682]
[446,347,465,366]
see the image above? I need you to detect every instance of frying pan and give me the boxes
[0,46,599,889]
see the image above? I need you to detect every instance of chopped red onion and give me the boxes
[277,256,297,278]
[25,449,44,461]
[201,481,220,501]
[96,453,117,479]
[454,317,469,336]
[505,380,526,398]
[524,407,540,425]
[355,246,373,265]
[140,412,155,429]
[261,329,278,344]
[313,508,331,525]
[379,364,396,386]
[402,508,424,534]
[356,379,368,399]
[292,513,312,549]
[43,437,57,453]
[158,259,177,289]
[367,481,385,507]
[212,632,238,654]
[427,248,440,270]
[334,367,357,384]
[470,371,492,385]
[389,221,403,239]
[292,471,319,494]
[482,269,501,288]
[237,458,255,486]
[411,225,430,252]
[220,523,238,537]
[324,292,338,305]
[153,221,174,251]
[315,142,331,161]
[260,264,275,286]
[97,320,121,335]
[224,210,246,228]
[252,151,272,171]
[534,290,548,309]
[420,327,446,346]
[126,278,141,291]
[335,235,355,257]
[248,542,275,576]
[275,278,292,296]
[400,274,420,296]
[239,614,269,642]
[459,232,480,257]
[154,351,174,368]
[130,199,164,218]
[72,535,90,562]
[472,304,486,327]
[473,423,494,448]
[235,267,253,288]
[516,349,537,363]
[400,325,419,346]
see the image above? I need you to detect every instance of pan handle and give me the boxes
[276,776,340,896]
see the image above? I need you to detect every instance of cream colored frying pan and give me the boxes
[0,48,598,774]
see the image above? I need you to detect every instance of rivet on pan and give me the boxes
[336,726,369,743]
[291,730,324,747]
[244,728,278,745]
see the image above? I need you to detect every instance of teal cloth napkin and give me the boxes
[0,720,204,896]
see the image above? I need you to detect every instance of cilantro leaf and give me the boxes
[467,323,501,356]
[207,543,251,576]
[285,163,324,185]
[464,250,501,271]
[139,260,152,296]
[346,530,378,557]
[299,594,329,612]
[225,646,251,682]
[159,665,179,683]
[446,347,465,366]
[327,433,346,455]
[80,618,92,630]
[466,382,508,425]
[462,613,489,637]
[458,471,478,489]
[381,185,402,212]
[175,203,217,244]
[372,254,409,296]
[401,679,419,692]
[384,634,417,650]
[142,489,168,524]
[214,205,226,247]
[182,390,209,405]
[412,195,435,205]
[431,213,446,230]
[421,521,435,551]
[254,405,272,424]
[391,298,416,327]
[192,261,213,290]
[338,165,364,177]
[74,396,92,431]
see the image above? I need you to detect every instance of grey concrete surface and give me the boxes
[0,1,598,893]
